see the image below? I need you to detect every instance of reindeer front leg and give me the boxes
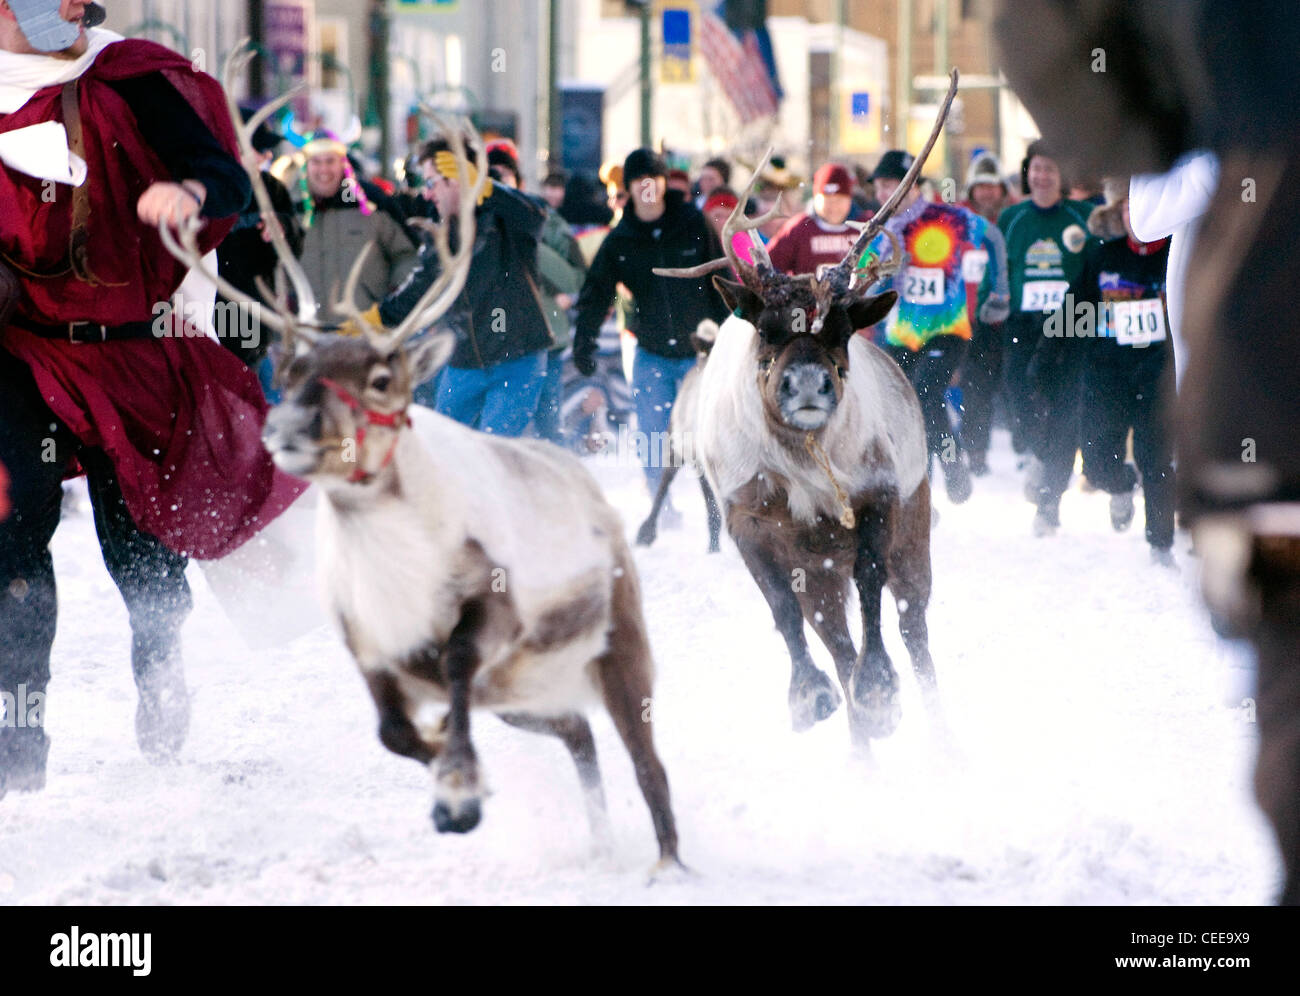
[730,514,842,732]
[432,600,488,834]
[364,671,439,764]
[850,504,902,744]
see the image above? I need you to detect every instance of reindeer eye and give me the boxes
[369,373,392,393]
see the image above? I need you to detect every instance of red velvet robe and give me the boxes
[0,39,305,559]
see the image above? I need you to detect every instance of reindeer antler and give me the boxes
[156,39,329,359]
[652,146,793,287]
[157,41,483,364]
[818,68,960,298]
[332,108,487,353]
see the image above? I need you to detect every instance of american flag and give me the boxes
[698,10,779,124]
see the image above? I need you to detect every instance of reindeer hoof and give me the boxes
[646,856,693,885]
[432,797,482,834]
[789,671,842,732]
[635,520,657,547]
[851,687,902,739]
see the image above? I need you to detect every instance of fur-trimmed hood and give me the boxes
[1087,177,1129,238]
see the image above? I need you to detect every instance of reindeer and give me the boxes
[636,318,723,553]
[157,43,681,876]
[654,77,958,751]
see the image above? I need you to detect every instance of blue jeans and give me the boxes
[433,351,547,437]
[532,347,566,444]
[632,346,696,493]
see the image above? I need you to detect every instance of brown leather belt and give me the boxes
[9,314,159,343]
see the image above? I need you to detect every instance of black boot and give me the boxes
[131,627,189,763]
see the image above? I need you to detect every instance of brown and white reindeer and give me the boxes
[636,318,723,553]
[654,76,958,751]
[158,44,681,876]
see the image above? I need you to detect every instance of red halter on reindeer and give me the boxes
[157,44,683,877]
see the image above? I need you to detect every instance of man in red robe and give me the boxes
[0,0,306,798]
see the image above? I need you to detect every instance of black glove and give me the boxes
[573,344,597,377]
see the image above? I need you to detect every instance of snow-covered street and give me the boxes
[0,430,1279,904]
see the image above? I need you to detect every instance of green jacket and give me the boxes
[997,198,1095,317]
[535,209,585,349]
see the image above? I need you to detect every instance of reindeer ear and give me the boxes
[403,332,456,387]
[846,290,898,332]
[713,276,764,322]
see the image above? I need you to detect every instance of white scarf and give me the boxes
[0,27,122,114]
[0,28,122,184]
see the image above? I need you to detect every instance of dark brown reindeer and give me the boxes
[636,318,723,553]
[157,43,681,877]
[654,75,959,751]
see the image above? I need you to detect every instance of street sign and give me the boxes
[841,89,880,154]
[662,7,694,84]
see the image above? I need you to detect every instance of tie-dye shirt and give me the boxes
[860,199,1002,351]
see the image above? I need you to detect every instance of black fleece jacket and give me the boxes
[574,190,727,369]
[380,182,551,369]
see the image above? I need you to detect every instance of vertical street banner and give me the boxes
[662,7,694,84]
[560,85,605,176]
[265,0,317,122]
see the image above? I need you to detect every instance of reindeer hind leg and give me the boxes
[496,711,611,845]
[597,551,681,875]
[636,463,681,547]
[699,472,722,553]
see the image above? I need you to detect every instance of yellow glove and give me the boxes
[434,150,492,205]
[337,303,382,338]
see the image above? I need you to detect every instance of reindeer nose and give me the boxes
[780,363,834,401]
[264,402,320,443]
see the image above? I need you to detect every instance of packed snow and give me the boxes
[0,429,1279,904]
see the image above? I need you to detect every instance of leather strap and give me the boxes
[61,80,94,285]
[8,313,158,343]
[0,83,125,285]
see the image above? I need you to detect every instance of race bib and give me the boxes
[1021,279,1068,313]
[903,266,944,305]
[960,249,988,284]
[1113,298,1167,346]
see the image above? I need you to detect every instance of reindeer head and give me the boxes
[156,42,485,489]
[261,331,453,484]
[713,268,898,434]
[654,75,956,436]
[652,114,958,436]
